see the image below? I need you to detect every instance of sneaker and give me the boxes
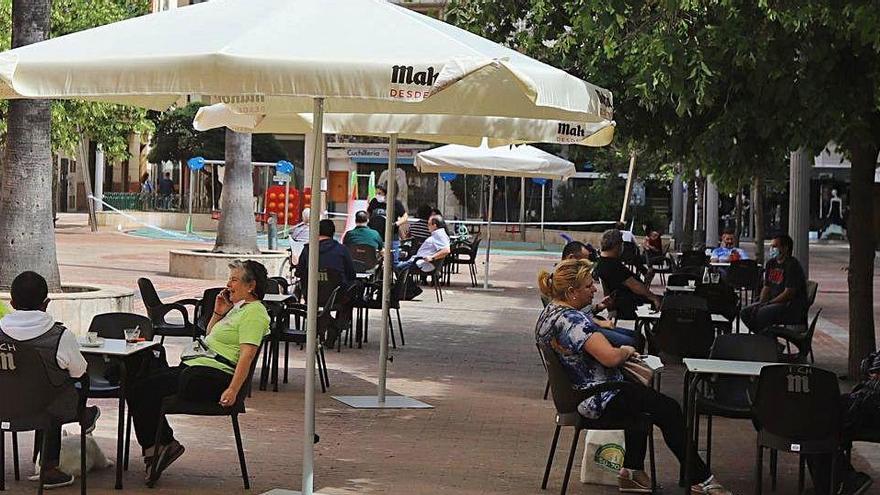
[691,476,732,495]
[618,468,652,493]
[839,471,872,495]
[41,468,75,490]
[147,440,185,486]
[80,406,101,434]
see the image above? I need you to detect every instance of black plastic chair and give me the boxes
[84,312,156,477]
[695,280,739,326]
[137,278,199,343]
[149,350,262,489]
[648,253,675,286]
[262,288,337,393]
[727,260,762,306]
[448,237,480,287]
[679,250,709,270]
[347,244,379,272]
[653,294,715,358]
[0,347,89,495]
[537,343,656,495]
[752,365,842,495]
[194,287,225,337]
[766,308,823,364]
[359,267,411,349]
[695,334,778,471]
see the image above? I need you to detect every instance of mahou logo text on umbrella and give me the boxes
[389,65,441,101]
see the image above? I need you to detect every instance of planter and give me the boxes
[169,249,288,280]
[0,285,134,337]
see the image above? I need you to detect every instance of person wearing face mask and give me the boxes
[739,234,808,334]
[535,259,732,494]
[367,183,408,263]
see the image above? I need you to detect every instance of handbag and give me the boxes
[621,356,655,387]
[180,336,237,368]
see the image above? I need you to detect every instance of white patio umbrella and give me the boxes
[416,143,575,289]
[0,1,612,493]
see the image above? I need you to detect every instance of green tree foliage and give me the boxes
[148,102,289,164]
[449,0,880,375]
[0,0,153,161]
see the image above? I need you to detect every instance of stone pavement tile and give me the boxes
[0,223,873,494]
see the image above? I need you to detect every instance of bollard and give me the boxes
[268,213,278,251]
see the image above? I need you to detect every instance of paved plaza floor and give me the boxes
[1,214,877,494]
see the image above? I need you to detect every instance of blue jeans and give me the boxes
[599,326,638,347]
[391,240,401,264]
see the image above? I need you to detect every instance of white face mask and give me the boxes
[375,195,386,203]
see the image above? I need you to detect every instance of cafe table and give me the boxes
[79,338,160,489]
[633,305,730,353]
[681,358,777,494]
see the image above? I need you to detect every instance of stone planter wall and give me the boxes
[0,285,134,337]
[96,211,219,232]
[169,249,288,280]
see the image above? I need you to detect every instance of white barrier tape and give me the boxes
[88,195,212,242]
[321,209,618,228]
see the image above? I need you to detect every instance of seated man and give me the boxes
[296,219,357,285]
[593,229,662,320]
[395,216,450,273]
[343,210,384,251]
[740,234,807,333]
[710,230,748,262]
[289,207,311,243]
[560,241,639,348]
[0,271,99,489]
[804,350,878,495]
[406,204,433,247]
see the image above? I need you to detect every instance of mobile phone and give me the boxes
[221,288,232,301]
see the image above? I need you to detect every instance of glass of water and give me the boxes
[710,272,721,284]
[124,327,140,343]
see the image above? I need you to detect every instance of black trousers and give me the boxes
[602,385,711,484]
[126,365,231,450]
[804,394,858,495]
[740,301,802,333]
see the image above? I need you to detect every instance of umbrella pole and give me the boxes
[483,174,494,289]
[378,133,397,404]
[302,98,324,495]
[284,178,291,237]
[186,168,194,234]
[519,177,525,242]
[540,182,546,250]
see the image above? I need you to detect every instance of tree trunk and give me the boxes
[214,129,259,254]
[0,0,60,291]
[752,175,765,265]
[682,179,695,250]
[845,141,877,379]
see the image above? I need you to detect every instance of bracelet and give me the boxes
[213,311,226,317]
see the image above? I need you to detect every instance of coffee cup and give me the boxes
[87,331,99,344]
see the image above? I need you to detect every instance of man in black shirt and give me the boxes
[592,229,661,319]
[367,183,408,263]
[740,234,808,333]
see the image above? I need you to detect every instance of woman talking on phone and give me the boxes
[535,259,732,494]
[126,260,270,485]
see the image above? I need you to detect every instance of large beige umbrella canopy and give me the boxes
[0,0,613,127]
[416,143,575,289]
[194,103,615,146]
[0,1,613,493]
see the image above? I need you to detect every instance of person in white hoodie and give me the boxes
[0,271,99,489]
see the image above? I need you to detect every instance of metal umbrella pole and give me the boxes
[283,177,291,237]
[332,134,432,411]
[301,97,324,495]
[540,182,546,250]
[186,167,195,234]
[483,174,494,289]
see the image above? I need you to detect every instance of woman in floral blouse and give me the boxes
[535,259,731,495]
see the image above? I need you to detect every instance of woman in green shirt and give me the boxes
[127,260,270,485]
